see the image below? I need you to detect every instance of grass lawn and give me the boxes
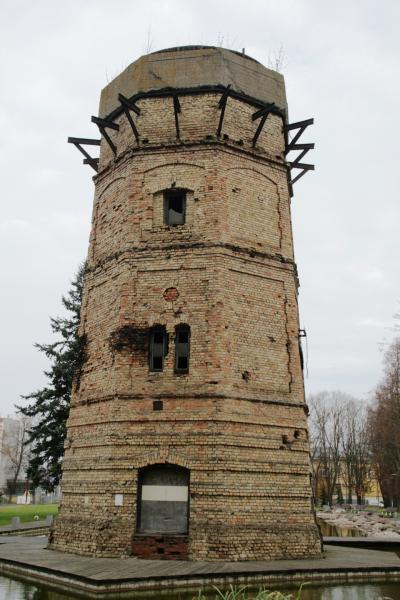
[0,503,59,526]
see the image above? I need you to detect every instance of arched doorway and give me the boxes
[137,464,189,534]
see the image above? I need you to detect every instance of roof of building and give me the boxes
[99,45,287,118]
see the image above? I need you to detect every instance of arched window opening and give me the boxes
[164,189,186,225]
[175,325,190,374]
[149,326,168,372]
[137,464,189,534]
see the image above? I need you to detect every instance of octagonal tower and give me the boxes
[51,46,322,560]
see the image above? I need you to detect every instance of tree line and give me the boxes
[310,338,400,507]
[309,391,371,506]
[368,338,400,507]
[16,265,85,492]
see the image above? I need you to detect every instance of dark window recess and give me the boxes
[164,190,186,226]
[149,327,168,372]
[175,325,190,374]
[153,400,163,411]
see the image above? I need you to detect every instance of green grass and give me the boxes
[0,503,58,526]
[195,585,305,599]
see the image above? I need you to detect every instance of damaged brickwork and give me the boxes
[50,46,322,560]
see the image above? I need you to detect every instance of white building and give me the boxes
[0,416,29,497]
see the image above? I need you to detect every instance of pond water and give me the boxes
[2,522,400,599]
[2,575,400,600]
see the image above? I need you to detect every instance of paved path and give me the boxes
[0,521,50,536]
[324,536,400,548]
[0,536,400,596]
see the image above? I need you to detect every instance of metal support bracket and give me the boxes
[252,103,275,121]
[91,116,119,155]
[67,137,100,172]
[118,93,140,144]
[283,118,315,188]
[251,103,275,147]
[216,85,231,138]
[173,94,181,139]
[284,118,314,151]
[290,164,315,185]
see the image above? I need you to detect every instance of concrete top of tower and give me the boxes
[99,46,287,118]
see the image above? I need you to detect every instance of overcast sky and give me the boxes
[1,0,399,417]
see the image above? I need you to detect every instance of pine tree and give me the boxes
[17,264,86,492]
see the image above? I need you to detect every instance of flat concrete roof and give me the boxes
[99,46,287,118]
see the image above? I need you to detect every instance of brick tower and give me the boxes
[51,46,322,560]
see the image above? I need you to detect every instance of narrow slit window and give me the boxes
[164,190,186,226]
[149,326,167,372]
[175,325,190,374]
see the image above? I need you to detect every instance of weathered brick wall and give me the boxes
[132,535,189,560]
[50,80,321,560]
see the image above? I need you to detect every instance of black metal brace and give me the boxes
[118,93,141,115]
[67,137,100,172]
[284,142,314,157]
[83,158,99,167]
[173,94,181,139]
[252,113,267,147]
[252,103,275,121]
[284,118,315,186]
[251,103,275,147]
[91,116,119,155]
[290,165,315,185]
[118,93,140,144]
[216,85,231,138]
[284,118,314,150]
